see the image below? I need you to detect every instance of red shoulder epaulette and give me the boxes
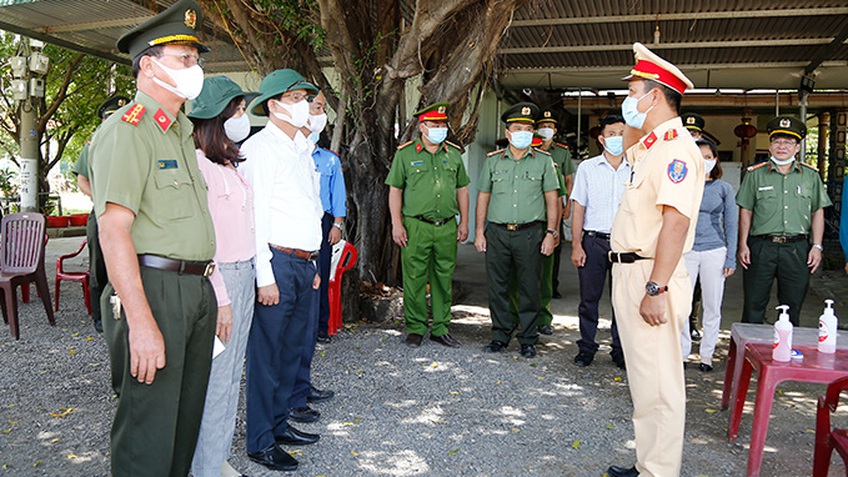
[121,103,146,126]
[746,162,768,172]
[556,142,569,149]
[534,147,551,156]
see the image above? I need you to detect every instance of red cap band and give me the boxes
[418,110,448,121]
[631,59,688,95]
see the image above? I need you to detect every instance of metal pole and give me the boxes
[799,98,808,163]
[576,89,582,156]
[19,100,38,213]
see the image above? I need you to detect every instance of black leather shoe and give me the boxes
[699,362,714,373]
[430,333,461,348]
[405,333,423,348]
[607,465,639,477]
[248,444,298,471]
[574,351,594,367]
[538,324,554,335]
[275,425,320,446]
[307,385,335,403]
[611,353,626,370]
[484,340,507,353]
[93,319,103,333]
[289,406,320,423]
[316,331,331,343]
[520,344,537,358]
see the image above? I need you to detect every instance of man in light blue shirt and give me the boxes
[570,114,630,369]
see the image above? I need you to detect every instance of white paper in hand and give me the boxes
[212,336,226,359]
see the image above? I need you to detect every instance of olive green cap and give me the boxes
[767,115,806,141]
[413,101,449,121]
[249,69,319,117]
[681,113,705,132]
[98,95,131,119]
[116,0,209,60]
[187,76,249,119]
[536,110,558,126]
[501,102,539,124]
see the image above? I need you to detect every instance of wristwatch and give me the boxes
[812,243,823,251]
[645,281,668,297]
[333,222,344,231]
[546,229,559,238]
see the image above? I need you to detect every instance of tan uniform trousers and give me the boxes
[612,258,691,477]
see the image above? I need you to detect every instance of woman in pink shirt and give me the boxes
[187,76,256,477]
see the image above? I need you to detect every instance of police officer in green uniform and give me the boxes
[475,102,560,358]
[88,1,217,475]
[737,115,831,325]
[386,102,470,348]
[72,94,130,333]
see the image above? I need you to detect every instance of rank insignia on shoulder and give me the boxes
[667,159,688,183]
[556,142,569,149]
[153,108,172,132]
[397,140,413,150]
[121,104,146,126]
[158,159,179,170]
[664,129,679,141]
[487,148,505,157]
[746,162,768,172]
[535,148,551,156]
[446,140,461,150]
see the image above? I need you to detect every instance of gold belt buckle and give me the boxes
[773,236,787,244]
[203,262,216,277]
[506,224,518,231]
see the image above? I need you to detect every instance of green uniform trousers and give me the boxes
[103,267,217,477]
[401,216,458,337]
[508,252,554,327]
[485,223,543,345]
[86,210,107,325]
[742,236,810,326]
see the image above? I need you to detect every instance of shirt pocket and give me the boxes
[153,167,195,220]
[617,173,646,217]
[797,186,812,217]
[491,174,509,195]
[755,186,777,202]
[407,166,428,191]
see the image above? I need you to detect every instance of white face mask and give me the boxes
[224,114,251,143]
[151,58,204,100]
[704,159,717,176]
[770,155,795,167]
[271,99,310,128]
[537,127,555,141]
[308,113,328,134]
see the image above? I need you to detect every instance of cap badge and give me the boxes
[686,117,695,124]
[185,9,197,29]
[521,107,531,115]
[117,99,127,107]
[779,118,791,128]
[544,111,552,118]
[437,106,445,114]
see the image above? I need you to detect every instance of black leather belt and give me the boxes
[754,234,807,244]
[608,251,650,263]
[138,254,215,277]
[491,222,542,231]
[269,244,320,261]
[413,215,453,226]
[585,230,611,240]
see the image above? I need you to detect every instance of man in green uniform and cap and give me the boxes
[88,1,217,475]
[387,102,470,348]
[475,102,560,358]
[72,94,130,334]
[737,115,831,325]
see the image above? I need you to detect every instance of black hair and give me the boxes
[600,114,625,133]
[131,45,164,78]
[696,138,722,179]
[190,96,246,165]
[643,79,682,115]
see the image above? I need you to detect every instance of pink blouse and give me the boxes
[196,150,256,306]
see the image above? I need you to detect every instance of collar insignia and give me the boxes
[153,108,172,132]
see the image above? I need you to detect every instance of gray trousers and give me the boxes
[192,259,255,477]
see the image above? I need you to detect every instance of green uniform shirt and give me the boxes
[736,160,832,236]
[89,91,215,261]
[548,142,574,196]
[73,143,90,178]
[478,148,560,224]
[385,139,470,220]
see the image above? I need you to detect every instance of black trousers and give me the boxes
[742,236,810,326]
[576,233,622,356]
[87,210,107,323]
[317,212,333,335]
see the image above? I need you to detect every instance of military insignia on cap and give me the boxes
[185,9,197,28]
[117,98,127,107]
[543,111,552,118]
[667,159,688,184]
[437,106,445,114]
[522,107,531,115]
[780,118,791,128]
[686,116,695,125]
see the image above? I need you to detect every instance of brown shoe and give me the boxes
[430,333,461,348]
[405,333,423,347]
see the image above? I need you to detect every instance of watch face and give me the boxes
[646,282,658,296]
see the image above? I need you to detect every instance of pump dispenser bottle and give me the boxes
[819,299,838,354]
[773,305,793,362]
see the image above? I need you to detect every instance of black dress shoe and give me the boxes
[574,351,594,367]
[430,333,461,348]
[538,324,554,335]
[248,444,298,471]
[275,425,320,446]
[699,362,714,373]
[484,340,507,352]
[289,406,320,423]
[93,319,103,333]
[607,465,639,477]
[611,353,626,370]
[520,344,537,358]
[307,385,335,403]
[405,333,423,348]
[316,331,331,343]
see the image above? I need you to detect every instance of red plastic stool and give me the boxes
[55,239,91,314]
[327,241,357,336]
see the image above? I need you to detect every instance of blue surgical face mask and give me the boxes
[425,126,447,144]
[621,92,654,130]
[603,136,624,156]
[508,130,533,150]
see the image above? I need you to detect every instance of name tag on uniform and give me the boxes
[758,186,773,191]
[158,159,179,170]
[410,160,424,166]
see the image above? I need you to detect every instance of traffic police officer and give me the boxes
[89,1,217,475]
[475,102,560,359]
[606,43,704,477]
[736,115,831,325]
[72,94,130,333]
[387,102,470,348]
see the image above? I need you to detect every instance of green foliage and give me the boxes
[255,0,325,48]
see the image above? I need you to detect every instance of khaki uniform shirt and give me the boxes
[385,140,470,220]
[611,117,705,257]
[477,147,560,224]
[736,160,831,236]
[89,91,215,261]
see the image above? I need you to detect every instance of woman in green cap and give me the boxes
[187,76,256,477]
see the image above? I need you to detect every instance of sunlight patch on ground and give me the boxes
[380,329,403,336]
[356,449,430,476]
[403,404,445,425]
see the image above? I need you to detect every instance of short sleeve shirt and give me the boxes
[88,91,215,261]
[736,161,832,236]
[385,140,470,220]
[73,143,90,178]
[610,117,705,257]
[477,148,560,224]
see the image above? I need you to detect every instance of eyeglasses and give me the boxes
[281,92,307,103]
[771,139,797,147]
[159,53,205,69]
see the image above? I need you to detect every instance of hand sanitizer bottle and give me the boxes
[773,305,793,362]
[819,299,838,354]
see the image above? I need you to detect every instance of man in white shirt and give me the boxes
[570,115,630,369]
[239,69,323,472]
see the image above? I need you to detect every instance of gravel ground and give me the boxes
[1,237,847,477]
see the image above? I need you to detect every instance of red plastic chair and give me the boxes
[327,241,357,336]
[814,375,848,476]
[55,239,91,314]
[0,213,55,339]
